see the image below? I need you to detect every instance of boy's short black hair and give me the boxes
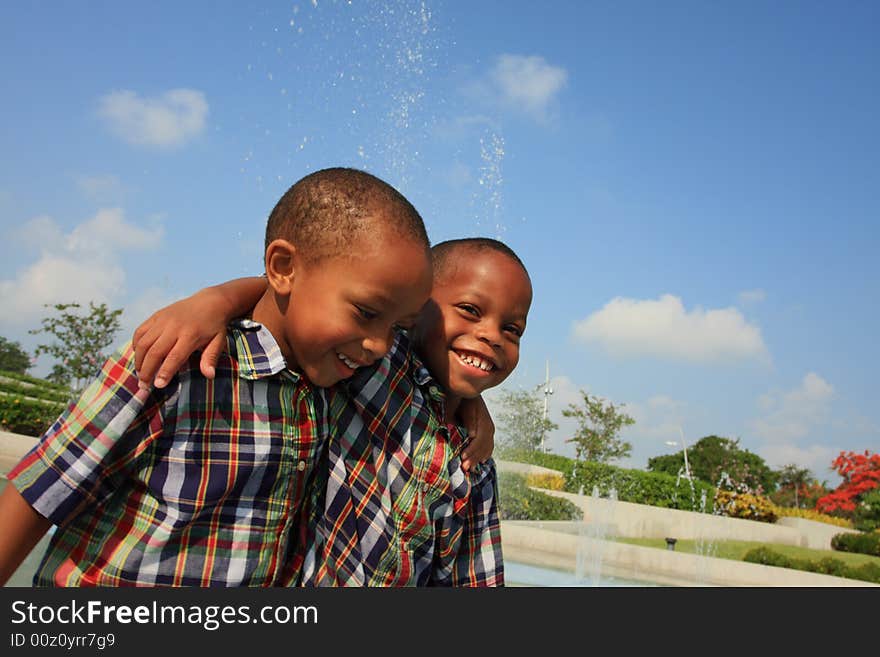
[265,167,430,263]
[431,237,530,283]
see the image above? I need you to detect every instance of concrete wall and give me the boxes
[539,488,862,551]
[496,458,861,551]
[501,521,878,588]
[777,516,862,550]
[0,431,37,478]
[548,489,786,544]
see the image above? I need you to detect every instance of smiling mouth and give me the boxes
[453,349,497,372]
[337,352,361,370]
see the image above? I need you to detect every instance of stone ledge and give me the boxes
[501,521,879,587]
[0,431,37,479]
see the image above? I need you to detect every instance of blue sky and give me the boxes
[1,1,877,484]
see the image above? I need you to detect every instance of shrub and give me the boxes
[0,377,71,403]
[772,505,853,528]
[743,547,791,568]
[809,557,849,578]
[497,471,583,521]
[0,369,70,393]
[500,448,716,512]
[525,472,566,491]
[568,460,716,512]
[743,546,880,584]
[0,395,66,436]
[853,489,880,533]
[714,490,778,523]
[831,531,880,557]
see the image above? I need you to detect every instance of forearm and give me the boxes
[0,484,52,586]
[204,276,268,321]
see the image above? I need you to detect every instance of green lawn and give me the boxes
[616,536,880,569]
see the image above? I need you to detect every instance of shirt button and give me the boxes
[297,460,306,472]
[422,483,429,493]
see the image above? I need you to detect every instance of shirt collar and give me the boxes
[228,318,297,381]
[407,335,448,406]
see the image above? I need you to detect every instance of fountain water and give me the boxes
[575,484,618,585]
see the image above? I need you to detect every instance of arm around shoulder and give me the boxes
[133,276,268,387]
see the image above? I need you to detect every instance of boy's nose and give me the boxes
[476,323,502,348]
[362,328,394,360]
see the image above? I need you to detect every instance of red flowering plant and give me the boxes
[815,450,880,517]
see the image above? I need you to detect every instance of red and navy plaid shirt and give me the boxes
[301,330,504,586]
[9,320,327,587]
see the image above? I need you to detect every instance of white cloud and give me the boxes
[490,54,567,118]
[0,255,126,320]
[463,54,567,122]
[67,208,163,253]
[75,174,125,202]
[758,443,837,480]
[750,372,834,444]
[0,210,164,327]
[98,89,208,148]
[115,287,181,351]
[738,288,766,305]
[572,294,769,363]
[750,373,838,479]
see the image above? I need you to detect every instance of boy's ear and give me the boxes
[265,239,298,295]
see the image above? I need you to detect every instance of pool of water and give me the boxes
[505,561,661,587]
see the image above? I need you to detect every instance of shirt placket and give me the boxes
[273,375,319,585]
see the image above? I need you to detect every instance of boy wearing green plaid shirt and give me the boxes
[0,167,438,586]
[123,237,531,585]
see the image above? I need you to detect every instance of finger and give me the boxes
[132,320,160,377]
[132,315,154,349]
[200,333,226,379]
[137,332,181,389]
[154,338,200,388]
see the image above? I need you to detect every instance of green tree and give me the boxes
[495,384,559,453]
[562,391,634,464]
[29,302,123,393]
[0,336,31,374]
[647,435,777,493]
[776,463,813,508]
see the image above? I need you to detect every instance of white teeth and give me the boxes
[456,351,493,371]
[337,352,359,369]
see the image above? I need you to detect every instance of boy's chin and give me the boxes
[446,381,490,400]
[302,366,349,388]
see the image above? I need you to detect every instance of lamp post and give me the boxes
[665,428,691,481]
[540,360,553,453]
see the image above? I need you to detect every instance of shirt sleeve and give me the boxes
[7,341,170,526]
[433,457,505,587]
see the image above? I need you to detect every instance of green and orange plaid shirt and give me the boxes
[9,320,327,586]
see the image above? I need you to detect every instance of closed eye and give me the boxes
[355,305,377,321]
[505,324,523,337]
[457,303,480,317]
